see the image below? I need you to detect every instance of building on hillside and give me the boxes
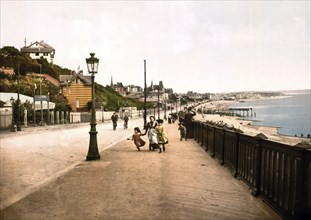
[146,80,172,102]
[59,71,92,112]
[21,40,55,64]
[125,85,144,98]
[0,67,14,75]
[110,76,126,96]
[113,82,126,96]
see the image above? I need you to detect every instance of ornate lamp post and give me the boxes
[143,60,147,128]
[157,84,160,119]
[164,100,167,120]
[16,63,21,131]
[33,83,37,126]
[10,97,16,132]
[86,53,100,161]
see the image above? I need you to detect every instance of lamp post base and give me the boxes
[86,154,101,161]
[86,130,101,161]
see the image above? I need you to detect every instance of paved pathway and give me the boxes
[0,118,144,210]
[0,120,281,219]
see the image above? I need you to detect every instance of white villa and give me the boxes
[21,40,55,64]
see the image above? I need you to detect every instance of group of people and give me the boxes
[179,107,196,139]
[111,112,129,130]
[128,107,196,153]
[132,116,168,153]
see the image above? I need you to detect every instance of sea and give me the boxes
[229,89,311,137]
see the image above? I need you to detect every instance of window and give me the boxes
[36,53,39,56]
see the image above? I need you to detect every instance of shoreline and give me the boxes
[195,99,311,146]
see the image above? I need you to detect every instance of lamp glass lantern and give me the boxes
[86,53,99,74]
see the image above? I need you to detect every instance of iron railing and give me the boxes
[193,120,311,220]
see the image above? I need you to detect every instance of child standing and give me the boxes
[178,123,187,141]
[144,116,158,151]
[155,119,168,152]
[147,126,162,153]
[131,127,146,151]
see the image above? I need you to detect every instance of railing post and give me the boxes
[201,123,205,147]
[194,121,197,141]
[205,123,209,151]
[293,142,311,219]
[211,126,216,158]
[252,133,266,197]
[233,132,240,178]
[220,129,225,165]
[197,122,200,143]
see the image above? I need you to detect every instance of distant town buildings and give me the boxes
[21,40,55,64]
[110,76,173,103]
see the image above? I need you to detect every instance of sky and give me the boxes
[1,1,310,93]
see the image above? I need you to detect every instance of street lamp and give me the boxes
[17,63,21,131]
[86,53,100,161]
[39,78,44,126]
[157,84,160,119]
[164,100,167,120]
[10,97,16,132]
[143,60,147,128]
[33,83,37,126]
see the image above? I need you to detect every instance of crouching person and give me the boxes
[131,127,146,151]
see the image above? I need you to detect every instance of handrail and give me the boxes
[192,120,311,220]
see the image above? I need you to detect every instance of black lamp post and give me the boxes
[164,100,167,120]
[33,83,37,126]
[157,84,160,119]
[143,60,147,128]
[17,63,21,131]
[10,97,16,132]
[86,53,100,161]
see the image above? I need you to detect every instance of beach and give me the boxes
[194,100,311,146]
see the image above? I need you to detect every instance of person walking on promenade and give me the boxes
[111,112,118,131]
[123,115,129,129]
[184,107,196,139]
[143,116,158,151]
[178,122,187,141]
[131,127,146,151]
[155,119,168,152]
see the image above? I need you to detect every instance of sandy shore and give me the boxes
[194,100,310,146]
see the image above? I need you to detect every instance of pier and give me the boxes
[229,107,254,117]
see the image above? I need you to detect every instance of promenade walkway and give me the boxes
[0,122,281,220]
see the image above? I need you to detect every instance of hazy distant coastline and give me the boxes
[196,89,310,144]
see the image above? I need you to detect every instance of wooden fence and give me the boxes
[193,120,311,220]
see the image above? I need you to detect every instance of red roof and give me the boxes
[0,67,14,75]
[34,74,60,87]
